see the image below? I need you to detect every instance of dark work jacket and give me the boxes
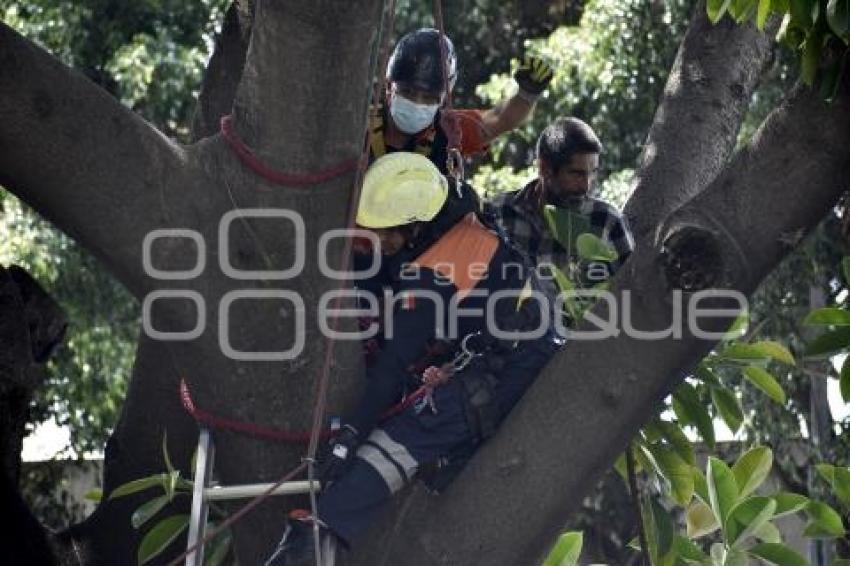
[347,214,530,437]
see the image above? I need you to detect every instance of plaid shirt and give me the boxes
[484,180,634,287]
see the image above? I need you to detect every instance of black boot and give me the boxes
[264,512,337,566]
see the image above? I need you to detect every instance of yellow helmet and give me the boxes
[357,152,448,228]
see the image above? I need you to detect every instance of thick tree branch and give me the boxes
[230,0,382,172]
[0,23,195,297]
[624,5,777,242]
[354,80,850,566]
[190,0,253,142]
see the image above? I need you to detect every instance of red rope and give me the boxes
[220,115,358,187]
[180,378,429,443]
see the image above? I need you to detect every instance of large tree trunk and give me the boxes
[1,1,849,565]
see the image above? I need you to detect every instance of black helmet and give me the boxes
[386,28,457,96]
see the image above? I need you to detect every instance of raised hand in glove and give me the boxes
[513,55,554,96]
[317,424,360,486]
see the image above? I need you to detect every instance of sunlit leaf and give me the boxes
[772,492,810,517]
[732,446,773,498]
[576,233,618,262]
[803,501,846,538]
[720,341,795,365]
[686,500,720,539]
[708,0,734,22]
[803,307,850,326]
[752,521,782,544]
[544,531,583,566]
[742,366,786,404]
[749,542,808,565]
[726,496,776,547]
[707,457,739,531]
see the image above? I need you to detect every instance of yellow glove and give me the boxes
[513,55,554,96]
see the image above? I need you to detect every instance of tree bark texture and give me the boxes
[624,3,777,243]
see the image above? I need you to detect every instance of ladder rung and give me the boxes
[203,480,320,501]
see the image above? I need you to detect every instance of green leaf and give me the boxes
[732,446,773,498]
[804,501,846,538]
[84,489,103,502]
[729,0,758,21]
[614,453,629,480]
[543,531,583,566]
[833,467,850,506]
[842,257,850,287]
[695,364,723,386]
[165,470,180,501]
[711,387,744,434]
[707,457,739,532]
[686,500,720,539]
[805,326,850,357]
[804,307,850,325]
[726,496,777,547]
[648,444,695,506]
[693,469,710,504]
[840,356,850,403]
[575,233,618,262]
[204,526,232,566]
[672,535,708,562]
[757,0,772,28]
[772,492,810,517]
[790,0,814,28]
[162,431,175,475]
[131,494,170,530]
[720,341,794,365]
[657,420,696,465]
[723,311,749,341]
[726,547,750,566]
[827,0,850,37]
[742,366,786,404]
[749,542,808,565]
[673,382,716,449]
[752,521,782,543]
[708,0,734,22]
[109,474,166,500]
[137,514,190,565]
[816,463,836,486]
[651,498,675,557]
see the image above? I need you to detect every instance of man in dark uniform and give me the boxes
[265,152,558,565]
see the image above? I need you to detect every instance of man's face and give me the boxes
[387,82,443,106]
[543,153,600,203]
[372,227,409,256]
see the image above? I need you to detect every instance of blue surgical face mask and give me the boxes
[389,92,439,134]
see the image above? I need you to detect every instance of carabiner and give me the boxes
[446,148,465,198]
